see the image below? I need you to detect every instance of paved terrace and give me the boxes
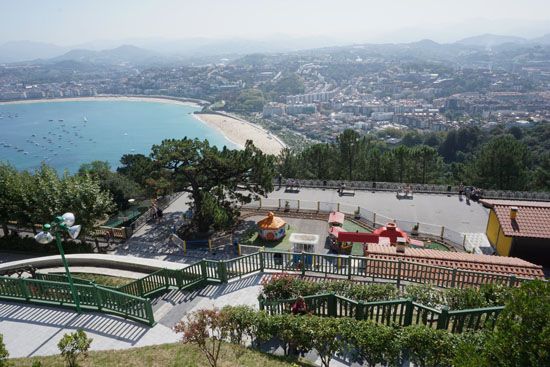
[118,188,490,261]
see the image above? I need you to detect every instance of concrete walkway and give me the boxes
[0,273,264,358]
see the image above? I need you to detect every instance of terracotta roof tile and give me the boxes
[364,244,544,279]
[482,199,550,238]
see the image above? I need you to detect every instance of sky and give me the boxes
[1,0,549,45]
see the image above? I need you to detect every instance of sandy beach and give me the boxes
[0,95,202,108]
[194,113,285,155]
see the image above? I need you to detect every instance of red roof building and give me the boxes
[482,199,550,267]
[363,243,544,279]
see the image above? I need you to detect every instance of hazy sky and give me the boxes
[1,0,549,45]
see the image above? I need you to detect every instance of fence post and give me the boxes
[200,259,208,281]
[451,267,457,288]
[437,306,449,330]
[301,252,306,276]
[328,293,337,317]
[396,259,402,289]
[137,279,144,297]
[404,298,414,326]
[508,275,517,287]
[259,248,265,272]
[217,260,227,283]
[237,244,241,256]
[440,226,445,239]
[164,268,170,290]
[347,256,352,280]
[356,300,365,320]
[93,284,103,311]
[19,278,30,301]
[258,294,265,311]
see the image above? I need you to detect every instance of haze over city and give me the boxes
[1,0,549,46]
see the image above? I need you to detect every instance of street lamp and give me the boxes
[35,212,82,313]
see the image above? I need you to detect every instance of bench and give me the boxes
[339,189,355,197]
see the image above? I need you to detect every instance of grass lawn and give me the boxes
[343,220,371,233]
[10,341,313,367]
[68,273,134,288]
[423,241,450,251]
[242,226,296,251]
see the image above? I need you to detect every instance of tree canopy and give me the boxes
[150,138,275,232]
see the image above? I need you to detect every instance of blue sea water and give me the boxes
[0,100,236,173]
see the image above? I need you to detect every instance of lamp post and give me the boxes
[35,212,82,313]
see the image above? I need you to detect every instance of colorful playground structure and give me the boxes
[257,212,287,241]
[327,211,424,255]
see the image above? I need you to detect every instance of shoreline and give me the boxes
[0,95,205,108]
[0,95,285,155]
[193,112,285,155]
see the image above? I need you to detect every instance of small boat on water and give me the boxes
[58,119,63,122]
[83,117,88,122]
[49,119,53,122]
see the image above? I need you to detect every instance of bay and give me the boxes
[0,99,236,173]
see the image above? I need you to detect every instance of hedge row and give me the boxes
[180,305,485,367]
[260,273,513,310]
[0,233,94,255]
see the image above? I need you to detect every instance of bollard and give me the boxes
[183,240,187,255]
[373,212,377,226]
[317,201,320,212]
[208,239,212,253]
[440,226,445,239]
[237,244,241,256]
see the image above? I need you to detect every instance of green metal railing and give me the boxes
[0,276,155,325]
[258,293,504,333]
[0,250,532,327]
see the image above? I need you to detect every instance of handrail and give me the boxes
[259,292,504,333]
[0,249,539,327]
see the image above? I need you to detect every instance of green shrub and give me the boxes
[260,275,397,302]
[57,330,92,367]
[452,331,490,367]
[302,316,342,367]
[0,334,8,367]
[342,319,400,367]
[0,234,93,254]
[399,325,457,367]
[445,287,488,310]
[403,284,443,308]
[220,305,257,345]
[484,280,550,367]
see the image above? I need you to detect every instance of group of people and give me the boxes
[458,183,483,202]
[150,199,163,223]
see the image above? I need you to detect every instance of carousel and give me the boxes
[257,212,287,241]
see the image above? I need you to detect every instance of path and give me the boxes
[0,273,264,359]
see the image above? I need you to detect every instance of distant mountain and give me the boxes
[49,45,165,66]
[455,34,527,47]
[0,41,68,63]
